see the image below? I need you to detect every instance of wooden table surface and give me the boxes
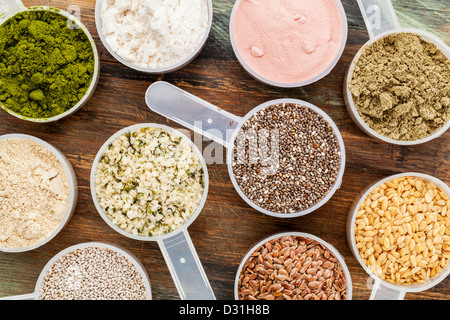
[0,0,449,300]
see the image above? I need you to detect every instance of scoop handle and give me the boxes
[370,279,406,300]
[158,230,216,300]
[145,81,242,149]
[0,0,26,24]
[357,0,401,39]
[0,292,36,300]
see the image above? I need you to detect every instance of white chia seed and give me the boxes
[38,246,148,300]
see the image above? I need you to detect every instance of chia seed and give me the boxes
[38,246,148,300]
[232,103,342,214]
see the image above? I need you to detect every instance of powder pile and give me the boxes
[232,0,344,84]
[349,32,450,141]
[0,10,95,119]
[0,138,70,249]
[100,0,209,69]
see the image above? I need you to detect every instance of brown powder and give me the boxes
[0,138,70,249]
[349,32,450,141]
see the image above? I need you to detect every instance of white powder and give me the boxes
[100,0,209,69]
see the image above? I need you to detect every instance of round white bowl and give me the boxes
[90,123,209,242]
[1,242,152,300]
[234,231,353,300]
[226,98,346,218]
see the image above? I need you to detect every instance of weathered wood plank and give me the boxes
[0,0,448,300]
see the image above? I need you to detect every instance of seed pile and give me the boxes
[238,235,347,300]
[232,103,341,214]
[39,246,148,300]
[354,176,450,285]
[95,127,205,237]
[349,33,450,141]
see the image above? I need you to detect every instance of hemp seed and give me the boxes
[94,127,205,237]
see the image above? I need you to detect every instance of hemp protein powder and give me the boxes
[0,138,70,249]
[349,32,450,141]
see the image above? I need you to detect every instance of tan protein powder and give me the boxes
[0,138,70,249]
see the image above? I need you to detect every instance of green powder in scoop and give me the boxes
[0,10,95,119]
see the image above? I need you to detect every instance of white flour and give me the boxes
[100,0,209,69]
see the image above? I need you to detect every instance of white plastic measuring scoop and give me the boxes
[344,0,450,145]
[145,81,346,218]
[0,242,152,300]
[0,0,100,123]
[347,172,450,300]
[235,232,353,300]
[229,0,348,88]
[0,134,78,253]
[94,0,213,74]
[0,0,25,22]
[90,123,215,300]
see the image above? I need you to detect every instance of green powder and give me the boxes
[0,10,95,119]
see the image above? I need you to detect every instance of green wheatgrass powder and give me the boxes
[0,10,95,119]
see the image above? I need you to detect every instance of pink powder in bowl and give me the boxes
[231,0,346,86]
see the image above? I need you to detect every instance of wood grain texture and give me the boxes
[0,0,449,300]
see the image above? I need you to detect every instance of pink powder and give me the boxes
[232,0,344,84]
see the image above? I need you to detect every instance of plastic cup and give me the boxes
[229,0,348,88]
[94,0,213,74]
[145,81,346,218]
[0,0,100,123]
[347,172,450,299]
[0,242,152,300]
[344,0,450,145]
[234,232,353,300]
[90,123,215,300]
[0,133,78,253]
